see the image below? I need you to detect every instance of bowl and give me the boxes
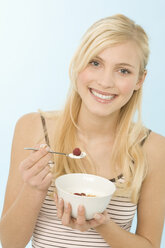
[55,173,116,220]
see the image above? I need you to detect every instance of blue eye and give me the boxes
[120,68,130,74]
[89,60,100,67]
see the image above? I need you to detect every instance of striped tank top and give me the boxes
[32,114,151,247]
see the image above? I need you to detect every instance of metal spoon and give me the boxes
[24,147,86,159]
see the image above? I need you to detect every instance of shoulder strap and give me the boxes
[40,114,50,146]
[140,129,151,146]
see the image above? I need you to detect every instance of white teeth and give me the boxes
[91,89,115,100]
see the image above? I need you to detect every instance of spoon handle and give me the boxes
[24,147,68,156]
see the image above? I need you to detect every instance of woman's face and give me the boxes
[76,41,145,118]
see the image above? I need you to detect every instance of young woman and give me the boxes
[0,14,165,248]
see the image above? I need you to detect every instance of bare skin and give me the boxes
[0,42,165,248]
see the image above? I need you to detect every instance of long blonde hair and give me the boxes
[44,14,150,203]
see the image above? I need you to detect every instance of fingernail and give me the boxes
[94,214,101,220]
[40,144,47,149]
[45,146,50,151]
[79,205,84,211]
[48,161,54,168]
[54,193,57,200]
[48,160,54,164]
[59,198,63,205]
[66,202,69,209]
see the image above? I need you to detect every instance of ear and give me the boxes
[134,70,147,91]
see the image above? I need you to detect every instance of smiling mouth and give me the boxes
[89,88,117,101]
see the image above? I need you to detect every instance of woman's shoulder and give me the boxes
[13,112,43,149]
[144,130,165,150]
[14,110,60,144]
[143,130,165,173]
[16,110,60,122]
[16,110,60,128]
[15,112,42,136]
[16,111,40,124]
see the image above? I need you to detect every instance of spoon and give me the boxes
[24,147,86,159]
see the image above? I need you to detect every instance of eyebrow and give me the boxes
[95,56,135,69]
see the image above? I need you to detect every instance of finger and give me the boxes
[31,143,45,153]
[93,211,108,225]
[21,153,52,183]
[38,171,53,190]
[48,160,55,170]
[76,205,86,225]
[62,202,72,226]
[20,144,51,170]
[28,165,50,187]
[33,165,51,182]
[57,198,64,219]
[27,153,52,177]
[54,193,58,205]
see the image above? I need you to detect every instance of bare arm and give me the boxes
[0,113,53,248]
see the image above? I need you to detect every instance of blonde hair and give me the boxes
[44,14,150,203]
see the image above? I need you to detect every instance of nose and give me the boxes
[97,68,114,88]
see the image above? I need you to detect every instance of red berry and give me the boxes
[80,193,86,196]
[72,147,81,156]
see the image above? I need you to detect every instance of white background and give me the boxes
[0,0,165,247]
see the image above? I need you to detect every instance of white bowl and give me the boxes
[55,173,116,220]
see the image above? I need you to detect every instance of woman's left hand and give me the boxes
[54,193,109,232]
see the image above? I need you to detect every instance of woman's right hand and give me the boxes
[19,144,53,192]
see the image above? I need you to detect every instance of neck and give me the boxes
[77,104,119,143]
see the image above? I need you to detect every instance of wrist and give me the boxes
[22,183,48,199]
[95,218,113,232]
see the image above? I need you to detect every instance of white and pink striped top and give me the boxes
[31,183,137,248]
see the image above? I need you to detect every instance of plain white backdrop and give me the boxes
[0,0,165,247]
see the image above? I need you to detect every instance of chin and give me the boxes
[88,106,115,118]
